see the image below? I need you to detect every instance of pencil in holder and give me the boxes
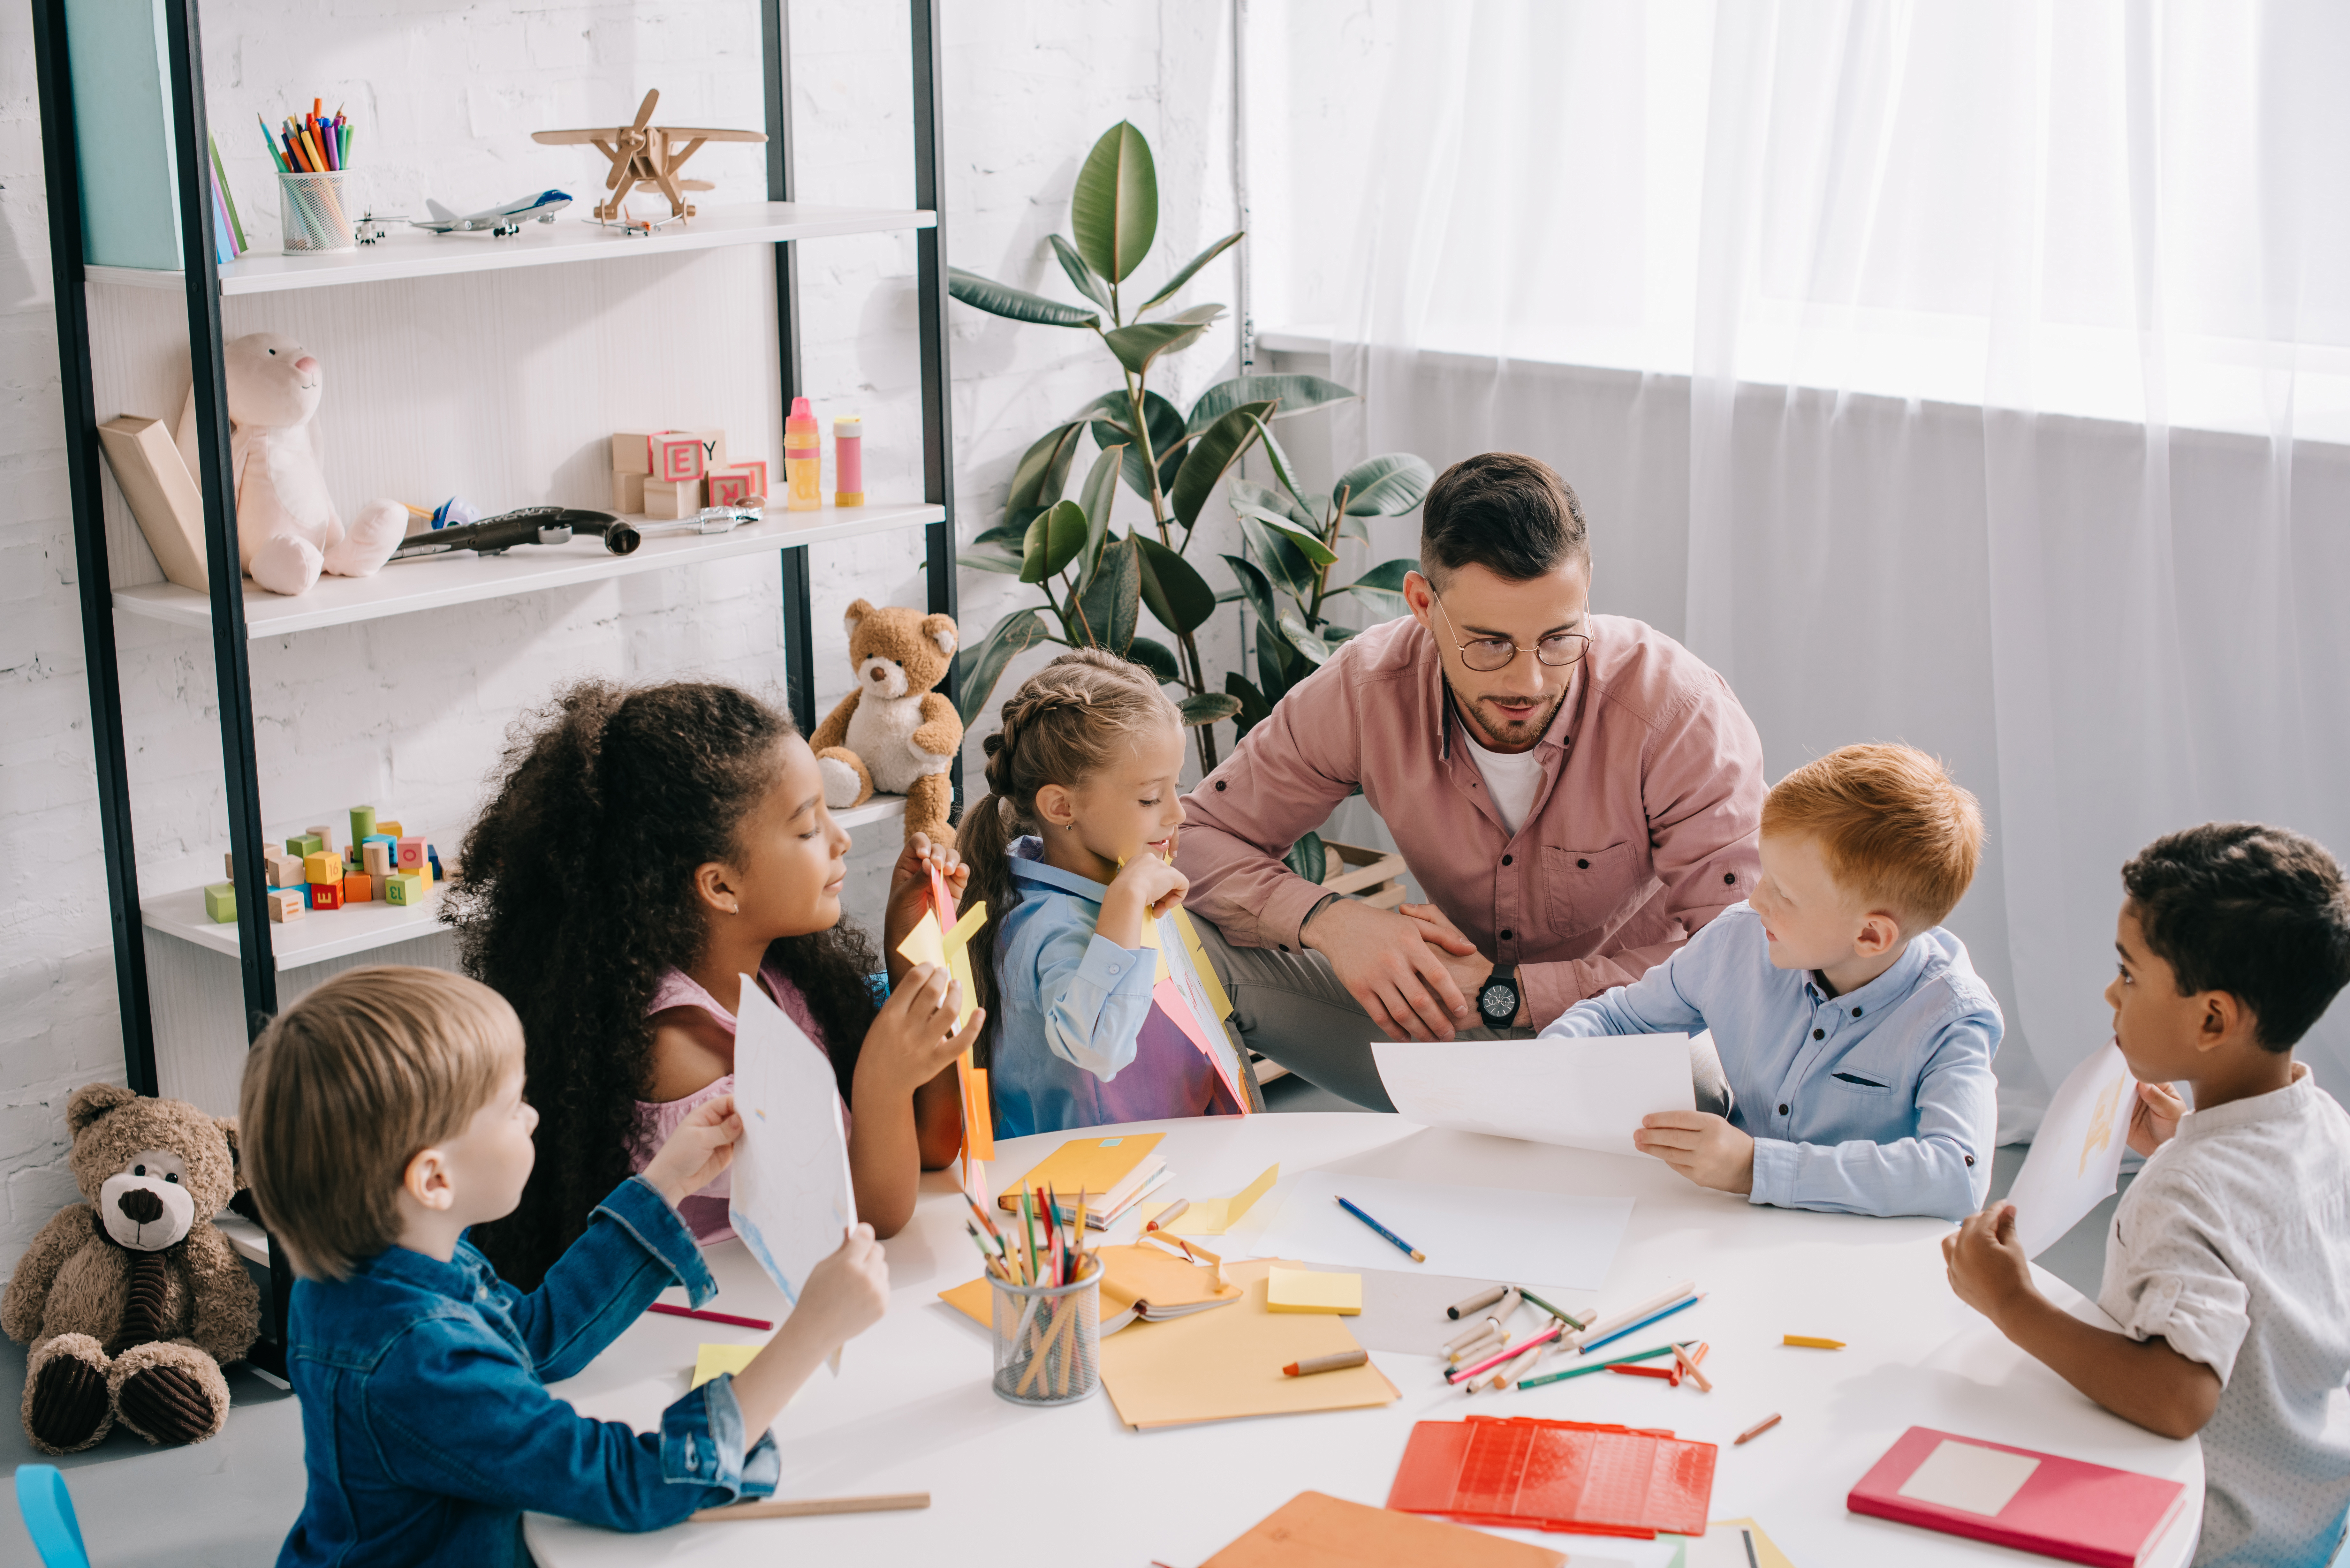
[987,1255,1100,1406]
[279,171,355,253]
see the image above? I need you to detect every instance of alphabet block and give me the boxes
[364,842,391,878]
[611,471,647,513]
[612,432,659,476]
[286,832,323,859]
[350,805,377,843]
[343,872,373,904]
[691,429,728,472]
[642,478,701,519]
[385,871,426,906]
[652,432,705,484]
[204,882,236,923]
[267,887,306,923]
[706,464,766,507]
[305,851,343,885]
[396,837,426,871]
[310,880,343,911]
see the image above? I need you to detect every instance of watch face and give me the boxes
[1480,981,1515,1018]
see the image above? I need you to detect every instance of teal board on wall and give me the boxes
[64,0,183,270]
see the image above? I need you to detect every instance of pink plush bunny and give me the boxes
[174,332,407,596]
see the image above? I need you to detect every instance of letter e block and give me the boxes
[310,880,343,911]
[652,432,705,484]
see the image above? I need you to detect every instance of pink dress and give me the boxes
[630,962,847,1242]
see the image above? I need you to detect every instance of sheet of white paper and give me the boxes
[1897,1439,2040,1516]
[2004,1038,2137,1258]
[1246,1170,1633,1290]
[1371,1033,1699,1156]
[727,977,856,1305]
[1155,910,1251,1106]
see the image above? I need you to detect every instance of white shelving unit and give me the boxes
[86,201,934,297]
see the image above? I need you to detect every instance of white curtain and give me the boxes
[1288,0,2350,1135]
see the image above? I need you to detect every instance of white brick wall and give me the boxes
[0,0,1244,1268]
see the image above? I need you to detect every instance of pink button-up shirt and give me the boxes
[1178,614,1767,1024]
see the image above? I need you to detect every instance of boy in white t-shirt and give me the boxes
[1946,823,2350,1567]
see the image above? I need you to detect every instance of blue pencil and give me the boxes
[1334,1195,1426,1263]
[1580,1291,1704,1354]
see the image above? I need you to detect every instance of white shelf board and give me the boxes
[142,877,453,970]
[831,794,908,832]
[113,501,944,636]
[85,201,935,297]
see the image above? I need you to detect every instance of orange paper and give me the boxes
[1200,1491,1565,1567]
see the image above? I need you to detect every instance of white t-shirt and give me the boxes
[2097,1067,2350,1566]
[1459,727,1546,839]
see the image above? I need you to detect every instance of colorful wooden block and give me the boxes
[310,880,343,911]
[224,851,234,880]
[706,465,765,507]
[612,431,659,476]
[396,837,426,871]
[306,823,337,854]
[305,850,343,885]
[691,429,728,471]
[375,820,403,838]
[343,872,373,904]
[642,478,701,519]
[611,471,647,513]
[652,432,705,484]
[363,842,391,878]
[350,805,377,843]
[267,887,306,923]
[264,848,303,888]
[385,871,426,906]
[204,882,236,923]
[427,846,445,882]
[286,832,323,859]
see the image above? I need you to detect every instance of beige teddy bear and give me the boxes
[809,599,963,848]
[2,1084,260,1454]
[174,331,407,596]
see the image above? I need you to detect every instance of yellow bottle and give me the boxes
[785,396,821,511]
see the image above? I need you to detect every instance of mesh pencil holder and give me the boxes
[987,1256,1100,1406]
[278,171,355,253]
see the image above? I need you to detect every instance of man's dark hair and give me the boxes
[1419,452,1589,585]
[2121,822,2350,1050]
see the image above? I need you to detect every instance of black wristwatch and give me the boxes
[1477,967,1522,1028]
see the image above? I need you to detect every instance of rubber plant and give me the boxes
[948,119,1362,772]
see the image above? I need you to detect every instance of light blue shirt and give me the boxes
[990,838,1234,1139]
[1539,903,2000,1220]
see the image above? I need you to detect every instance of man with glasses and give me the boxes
[1177,451,1767,1109]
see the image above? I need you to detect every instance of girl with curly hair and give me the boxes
[960,649,1251,1139]
[446,679,976,1287]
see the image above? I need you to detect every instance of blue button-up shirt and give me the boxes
[278,1175,779,1567]
[990,837,1236,1139]
[1539,903,2000,1220]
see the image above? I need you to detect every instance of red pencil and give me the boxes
[648,1302,773,1331]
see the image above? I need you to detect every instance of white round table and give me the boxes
[525,1112,2201,1567]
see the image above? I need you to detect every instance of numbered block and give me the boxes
[204,882,236,923]
[343,872,373,904]
[266,887,306,923]
[305,851,343,885]
[385,871,426,907]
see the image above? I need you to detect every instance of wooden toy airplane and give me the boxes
[532,89,765,227]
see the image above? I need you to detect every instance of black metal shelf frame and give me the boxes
[32,0,959,1362]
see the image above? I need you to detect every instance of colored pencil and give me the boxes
[1333,1195,1425,1262]
[1673,1341,1713,1391]
[1283,1348,1368,1377]
[1783,1334,1845,1350]
[1145,1198,1189,1233]
[257,115,289,172]
[647,1302,773,1331]
[1446,1284,1507,1321]
[1447,1320,1566,1385]
[1515,1286,1587,1330]
[1515,1340,1681,1389]
[1580,1292,1705,1355]
[1567,1279,1694,1350]
[1735,1412,1783,1444]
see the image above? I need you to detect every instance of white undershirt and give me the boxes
[1459,726,1545,839]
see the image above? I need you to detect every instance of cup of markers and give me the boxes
[969,1187,1101,1407]
[262,100,358,252]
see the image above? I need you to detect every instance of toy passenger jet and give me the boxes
[410,189,572,236]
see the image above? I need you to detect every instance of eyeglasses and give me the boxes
[1431,591,1592,673]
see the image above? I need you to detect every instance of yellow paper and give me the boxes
[1171,906,1235,1020]
[895,903,987,1030]
[896,908,945,967]
[1137,1163,1278,1235]
[690,1343,759,1389]
[997,1134,1164,1213]
[1266,1267,1361,1314]
[1096,1259,1397,1429]
[1704,1520,1799,1568]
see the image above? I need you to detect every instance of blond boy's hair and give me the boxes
[1762,744,1982,932]
[239,966,523,1281]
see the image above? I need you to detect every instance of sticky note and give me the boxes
[1267,1267,1361,1315]
[1138,1164,1278,1236]
[690,1343,759,1390]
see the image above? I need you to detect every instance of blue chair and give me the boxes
[13,1464,90,1568]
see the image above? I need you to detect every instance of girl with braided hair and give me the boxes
[961,650,1247,1137]
[445,679,977,1289]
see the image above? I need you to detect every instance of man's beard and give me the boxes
[1462,688,1566,750]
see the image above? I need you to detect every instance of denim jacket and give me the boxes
[278,1175,779,1567]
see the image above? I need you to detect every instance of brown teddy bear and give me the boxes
[809,598,963,848]
[2,1083,260,1454]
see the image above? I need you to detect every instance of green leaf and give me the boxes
[1048,233,1113,315]
[971,516,1031,547]
[1070,121,1157,284]
[1007,423,1085,514]
[947,267,1100,328]
[1221,552,1283,635]
[1070,536,1141,652]
[1133,532,1218,635]
[1338,453,1436,516]
[955,609,1051,727]
[1179,691,1243,727]
[1170,401,1277,530]
[1187,373,1357,436]
[1073,444,1124,585]
[958,546,1027,575]
[1230,478,1320,532]
[1138,229,1244,314]
[1236,505,1339,568]
[1101,310,1222,377]
[1341,514,1372,541]
[1022,499,1090,584]
[1246,413,1316,519]
[1336,556,1418,617]
[1285,830,1327,884]
[1258,624,1307,700]
[1279,613,1334,665]
[1089,390,1186,504]
[1126,635,1182,684]
[1223,672,1274,738]
[1236,513,1317,599]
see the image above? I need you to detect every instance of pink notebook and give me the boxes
[1847,1427,2187,1568]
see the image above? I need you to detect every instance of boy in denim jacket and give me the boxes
[240,966,889,1567]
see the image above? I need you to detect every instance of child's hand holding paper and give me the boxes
[1633,1109,1755,1194]
[640,1093,744,1208]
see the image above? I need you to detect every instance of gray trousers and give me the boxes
[1189,916,1732,1117]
